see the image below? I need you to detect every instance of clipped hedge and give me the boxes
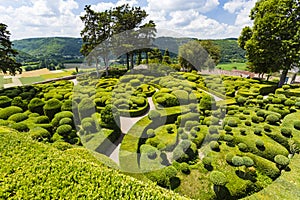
[0,96,12,108]
[43,98,62,120]
[0,106,23,120]
[28,98,45,115]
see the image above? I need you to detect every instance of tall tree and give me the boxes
[80,6,113,76]
[238,0,300,87]
[162,48,171,64]
[199,40,221,65]
[178,40,214,71]
[0,23,22,75]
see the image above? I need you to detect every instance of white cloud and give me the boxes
[147,0,219,13]
[91,0,138,12]
[0,0,81,40]
[224,0,257,27]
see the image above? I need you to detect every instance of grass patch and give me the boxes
[19,76,45,85]
[3,78,12,84]
[217,63,248,71]
[41,71,73,79]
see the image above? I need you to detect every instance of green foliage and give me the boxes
[28,98,45,115]
[274,155,290,168]
[8,113,28,122]
[0,96,12,108]
[243,156,254,167]
[148,110,161,120]
[30,127,51,142]
[43,98,62,120]
[256,139,264,149]
[11,97,27,111]
[232,156,244,167]
[209,171,228,186]
[78,98,95,120]
[281,128,292,137]
[210,141,220,151]
[266,114,280,125]
[0,106,23,120]
[294,121,300,130]
[238,143,248,152]
[56,124,73,138]
[199,95,216,111]
[100,104,120,128]
[10,122,29,132]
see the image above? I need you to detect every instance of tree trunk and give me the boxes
[146,51,149,64]
[290,73,297,84]
[130,52,134,70]
[126,53,130,70]
[278,69,288,87]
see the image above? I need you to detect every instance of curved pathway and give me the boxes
[109,97,156,164]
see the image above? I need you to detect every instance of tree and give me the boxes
[238,0,300,87]
[178,40,214,71]
[80,6,113,76]
[209,171,228,193]
[199,40,221,65]
[148,48,162,63]
[162,48,171,64]
[0,23,22,75]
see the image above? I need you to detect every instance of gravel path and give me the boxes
[4,75,22,88]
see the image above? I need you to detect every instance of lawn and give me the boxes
[41,71,74,79]
[216,63,248,71]
[19,76,45,85]
[3,78,12,84]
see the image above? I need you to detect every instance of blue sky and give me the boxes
[0,0,257,40]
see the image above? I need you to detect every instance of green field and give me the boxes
[19,76,45,85]
[216,63,248,71]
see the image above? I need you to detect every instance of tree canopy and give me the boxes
[238,0,300,87]
[80,4,156,75]
[0,23,22,75]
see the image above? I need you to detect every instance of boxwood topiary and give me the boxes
[210,141,220,151]
[43,98,62,120]
[294,120,300,130]
[30,127,51,141]
[59,118,73,126]
[0,96,12,108]
[0,106,23,120]
[209,171,228,186]
[179,162,191,174]
[266,114,280,125]
[10,122,29,132]
[11,97,27,111]
[56,124,73,138]
[238,143,248,152]
[227,119,238,127]
[78,98,95,120]
[254,128,262,136]
[61,100,72,111]
[148,110,161,120]
[281,127,292,137]
[35,116,50,124]
[28,98,45,115]
[245,120,251,126]
[274,155,290,170]
[8,113,28,122]
[256,139,264,149]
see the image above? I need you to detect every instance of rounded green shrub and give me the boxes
[36,116,50,124]
[224,125,232,132]
[266,114,280,125]
[238,143,248,152]
[227,119,238,127]
[245,120,251,126]
[10,122,29,132]
[185,121,199,131]
[243,156,254,167]
[56,124,73,137]
[210,141,220,151]
[146,129,155,138]
[203,156,213,166]
[294,121,300,130]
[78,98,95,120]
[251,116,260,123]
[240,128,246,135]
[61,100,73,111]
[0,96,12,108]
[226,153,234,164]
[274,155,289,168]
[43,98,62,120]
[243,110,250,115]
[59,118,73,126]
[8,113,28,122]
[236,96,247,105]
[30,127,51,142]
[11,97,27,111]
[284,99,295,106]
[100,104,120,128]
[264,125,272,132]
[282,85,290,90]
[209,171,228,186]
[254,128,262,136]
[256,139,264,149]
[232,156,244,167]
[281,127,292,137]
[0,106,23,120]
[148,110,161,120]
[28,98,45,115]
[180,162,190,174]
[209,126,219,134]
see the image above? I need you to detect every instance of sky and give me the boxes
[0,0,257,40]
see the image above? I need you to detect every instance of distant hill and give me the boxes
[13,36,245,64]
